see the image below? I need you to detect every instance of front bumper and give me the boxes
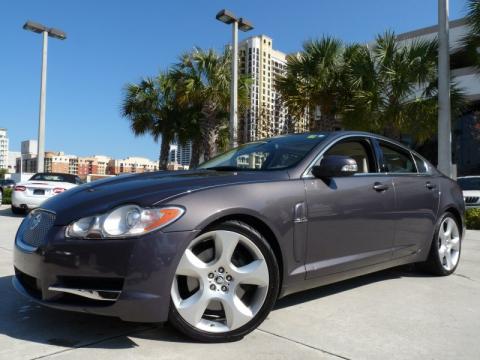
[13,213,199,323]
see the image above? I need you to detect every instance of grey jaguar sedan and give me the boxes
[13,131,465,342]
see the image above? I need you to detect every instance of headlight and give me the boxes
[66,205,185,239]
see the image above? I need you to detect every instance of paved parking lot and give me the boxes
[0,204,479,359]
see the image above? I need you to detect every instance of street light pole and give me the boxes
[37,30,48,173]
[230,21,239,148]
[23,21,66,173]
[438,0,452,177]
[216,9,253,149]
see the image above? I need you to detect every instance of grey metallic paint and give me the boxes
[12,131,465,323]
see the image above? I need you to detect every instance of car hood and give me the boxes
[41,170,289,225]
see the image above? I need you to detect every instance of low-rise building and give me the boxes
[108,156,159,174]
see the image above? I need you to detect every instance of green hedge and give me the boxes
[466,208,480,230]
[1,188,12,205]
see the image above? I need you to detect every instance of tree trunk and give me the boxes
[189,137,202,168]
[159,133,172,171]
[201,103,219,162]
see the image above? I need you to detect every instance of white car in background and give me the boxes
[11,173,82,214]
[457,176,480,209]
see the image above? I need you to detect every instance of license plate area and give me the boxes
[33,189,45,195]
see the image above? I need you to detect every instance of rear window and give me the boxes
[30,173,76,184]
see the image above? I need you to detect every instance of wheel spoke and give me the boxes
[444,219,453,238]
[444,250,453,270]
[232,259,269,287]
[221,294,254,330]
[214,231,240,265]
[450,236,460,251]
[176,248,207,277]
[176,290,210,326]
[438,245,446,260]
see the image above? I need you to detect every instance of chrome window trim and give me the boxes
[301,134,432,179]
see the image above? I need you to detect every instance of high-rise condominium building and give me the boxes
[0,128,9,170]
[169,139,192,167]
[238,35,308,142]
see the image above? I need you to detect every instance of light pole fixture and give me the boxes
[437,0,452,178]
[23,21,66,173]
[216,9,254,149]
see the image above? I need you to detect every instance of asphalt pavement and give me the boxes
[0,204,479,360]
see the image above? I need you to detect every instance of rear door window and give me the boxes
[378,141,416,173]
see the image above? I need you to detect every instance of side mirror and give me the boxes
[311,155,358,179]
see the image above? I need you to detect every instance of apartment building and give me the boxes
[169,139,192,168]
[238,35,308,142]
[108,156,158,174]
[0,128,9,170]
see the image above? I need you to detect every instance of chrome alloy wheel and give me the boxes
[437,217,460,271]
[171,230,270,333]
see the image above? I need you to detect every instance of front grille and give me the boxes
[465,196,480,204]
[20,210,56,248]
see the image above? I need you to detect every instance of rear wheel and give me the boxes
[421,212,461,276]
[169,220,279,342]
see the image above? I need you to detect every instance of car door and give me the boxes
[304,136,396,279]
[375,140,439,258]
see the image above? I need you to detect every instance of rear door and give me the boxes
[304,136,396,279]
[375,140,439,258]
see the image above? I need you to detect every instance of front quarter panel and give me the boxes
[160,180,307,291]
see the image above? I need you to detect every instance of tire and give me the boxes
[11,205,24,215]
[169,220,280,342]
[420,212,462,276]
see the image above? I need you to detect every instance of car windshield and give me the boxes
[30,173,76,184]
[457,177,480,191]
[198,133,328,171]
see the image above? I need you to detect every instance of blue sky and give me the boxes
[0,0,469,159]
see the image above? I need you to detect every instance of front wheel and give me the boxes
[169,220,280,342]
[421,212,461,276]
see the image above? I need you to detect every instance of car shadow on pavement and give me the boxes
[274,265,430,310]
[0,275,189,351]
[0,207,24,218]
[0,266,434,349]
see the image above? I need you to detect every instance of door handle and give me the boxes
[425,182,436,190]
[373,182,389,191]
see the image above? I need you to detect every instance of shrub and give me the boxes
[466,208,480,230]
[1,188,12,205]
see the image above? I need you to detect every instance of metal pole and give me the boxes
[37,30,48,173]
[438,0,452,177]
[230,21,238,148]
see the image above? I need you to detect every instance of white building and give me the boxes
[8,151,20,173]
[21,139,37,156]
[0,128,9,170]
[169,139,192,167]
[238,35,308,142]
[396,18,480,175]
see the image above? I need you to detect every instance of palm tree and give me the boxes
[276,36,346,131]
[172,48,249,167]
[342,32,465,143]
[122,73,178,170]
